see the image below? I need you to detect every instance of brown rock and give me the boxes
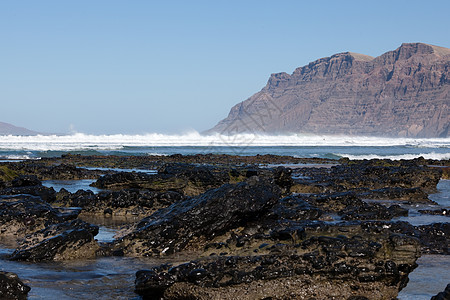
[209,43,449,137]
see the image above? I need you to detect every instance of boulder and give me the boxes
[0,194,78,238]
[0,271,30,300]
[115,177,281,256]
[135,223,421,299]
[10,219,99,261]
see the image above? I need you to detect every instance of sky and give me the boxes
[1,0,449,135]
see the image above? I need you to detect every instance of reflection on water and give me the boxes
[0,254,186,300]
[1,181,448,299]
[398,255,450,300]
[79,215,141,243]
[42,179,104,193]
[429,179,450,207]
[85,167,157,174]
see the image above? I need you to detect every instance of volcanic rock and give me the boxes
[10,219,100,261]
[0,271,30,300]
[208,43,450,137]
[52,188,185,217]
[0,194,78,238]
[135,222,421,299]
[115,176,281,256]
[92,163,290,197]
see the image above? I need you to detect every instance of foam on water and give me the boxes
[336,152,450,160]
[0,132,449,150]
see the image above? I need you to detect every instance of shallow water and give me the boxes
[398,255,450,299]
[42,179,103,193]
[0,253,185,299]
[393,180,450,226]
[2,179,449,299]
[85,167,157,174]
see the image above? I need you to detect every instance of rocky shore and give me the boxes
[0,154,448,299]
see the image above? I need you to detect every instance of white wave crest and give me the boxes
[0,154,38,160]
[0,132,449,151]
[336,152,450,160]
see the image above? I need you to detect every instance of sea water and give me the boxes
[0,132,449,160]
[0,133,449,298]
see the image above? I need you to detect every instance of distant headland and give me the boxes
[0,122,40,136]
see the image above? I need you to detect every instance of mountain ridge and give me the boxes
[0,122,40,136]
[208,43,449,137]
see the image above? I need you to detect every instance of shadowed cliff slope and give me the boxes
[208,43,449,137]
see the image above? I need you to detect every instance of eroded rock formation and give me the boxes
[209,43,450,137]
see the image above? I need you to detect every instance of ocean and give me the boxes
[0,132,449,160]
[0,132,449,299]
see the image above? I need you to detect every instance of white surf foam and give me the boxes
[0,132,449,151]
[336,152,450,161]
[0,154,38,160]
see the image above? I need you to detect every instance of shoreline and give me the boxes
[0,155,449,299]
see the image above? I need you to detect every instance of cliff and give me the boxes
[208,43,450,137]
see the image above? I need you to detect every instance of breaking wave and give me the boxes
[0,132,449,151]
[335,152,450,161]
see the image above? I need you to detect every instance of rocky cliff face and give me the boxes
[208,43,450,137]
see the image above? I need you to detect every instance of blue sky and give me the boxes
[1,0,449,134]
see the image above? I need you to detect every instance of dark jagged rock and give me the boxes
[0,271,31,300]
[135,222,421,299]
[415,223,450,255]
[92,165,230,196]
[0,185,57,202]
[358,187,431,203]
[0,174,57,202]
[0,194,78,238]
[11,175,41,187]
[10,219,99,261]
[432,284,450,300]
[3,162,107,180]
[303,192,365,212]
[339,203,408,221]
[115,177,281,256]
[371,221,449,255]
[300,191,408,221]
[418,208,449,216]
[327,161,442,193]
[92,163,291,197]
[0,155,447,299]
[52,188,185,217]
[291,160,442,200]
[269,195,323,221]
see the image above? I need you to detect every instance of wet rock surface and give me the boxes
[0,162,108,180]
[92,165,230,196]
[419,208,449,216]
[0,155,448,299]
[292,159,442,196]
[0,271,30,300]
[115,177,281,256]
[135,222,421,299]
[91,163,289,197]
[0,194,78,238]
[0,174,57,202]
[53,188,185,217]
[10,219,100,261]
